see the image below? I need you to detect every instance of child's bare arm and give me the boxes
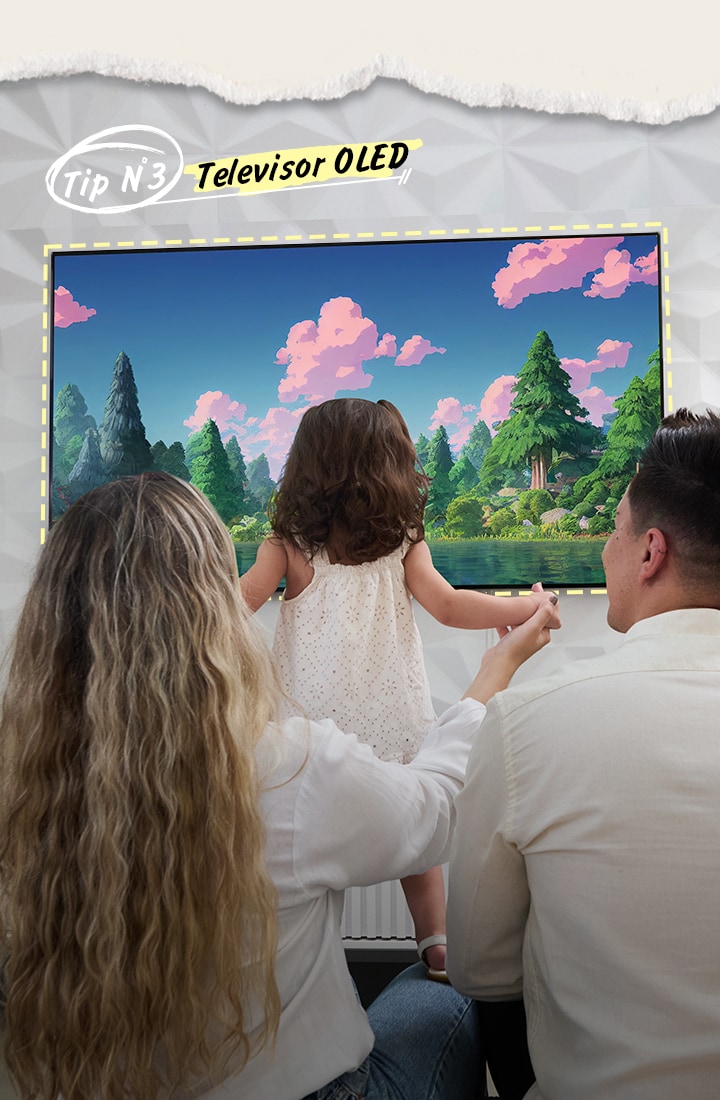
[239,537,288,611]
[403,539,555,631]
[462,594,559,703]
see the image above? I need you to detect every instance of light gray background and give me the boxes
[2,72,720,688]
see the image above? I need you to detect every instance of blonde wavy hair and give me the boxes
[0,472,281,1100]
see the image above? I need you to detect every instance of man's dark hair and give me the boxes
[628,407,720,587]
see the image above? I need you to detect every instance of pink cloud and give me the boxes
[493,237,625,309]
[576,386,617,426]
[584,245,659,299]
[560,338,632,391]
[275,297,383,403]
[183,390,248,435]
[238,404,310,479]
[54,286,97,328]
[375,332,397,358]
[429,396,477,451]
[396,335,447,367]
[479,374,517,428]
[634,248,659,281]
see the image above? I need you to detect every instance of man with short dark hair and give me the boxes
[447,409,720,1100]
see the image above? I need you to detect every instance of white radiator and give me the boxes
[341,880,415,940]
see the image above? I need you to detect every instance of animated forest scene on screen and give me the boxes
[51,233,662,588]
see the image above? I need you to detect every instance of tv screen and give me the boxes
[51,232,663,589]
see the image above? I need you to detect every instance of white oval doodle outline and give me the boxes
[45,124,184,214]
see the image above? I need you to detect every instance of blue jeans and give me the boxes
[304,963,484,1100]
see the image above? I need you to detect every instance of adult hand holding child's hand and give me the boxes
[465,590,560,705]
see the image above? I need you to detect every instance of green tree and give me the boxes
[188,419,242,523]
[98,351,154,478]
[54,383,97,449]
[247,453,276,512]
[425,426,456,525]
[644,347,662,409]
[53,433,85,484]
[426,425,454,475]
[516,489,554,525]
[483,331,596,491]
[486,507,519,537]
[449,454,480,496]
[414,433,431,468]
[150,440,168,467]
[444,495,490,538]
[53,383,98,485]
[461,419,492,470]
[152,439,190,480]
[477,447,527,496]
[68,428,106,500]
[164,442,191,481]
[225,437,260,513]
[575,481,609,511]
[597,372,660,480]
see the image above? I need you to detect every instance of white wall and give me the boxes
[2,0,718,108]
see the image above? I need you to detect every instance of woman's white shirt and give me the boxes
[194,697,485,1100]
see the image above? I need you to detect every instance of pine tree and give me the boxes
[484,331,596,491]
[414,433,431,468]
[151,440,190,481]
[187,420,242,523]
[449,454,480,496]
[68,428,106,499]
[98,351,154,478]
[150,440,168,466]
[54,383,97,449]
[164,442,191,481]
[461,420,492,470]
[643,347,662,410]
[425,426,456,525]
[53,383,97,483]
[225,436,259,512]
[426,426,454,474]
[247,453,276,512]
[597,373,661,479]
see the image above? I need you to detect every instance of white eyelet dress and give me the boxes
[272,544,436,763]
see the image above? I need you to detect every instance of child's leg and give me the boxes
[401,865,447,974]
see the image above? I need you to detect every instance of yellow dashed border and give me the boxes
[41,221,670,594]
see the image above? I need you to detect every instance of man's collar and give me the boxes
[626,607,720,640]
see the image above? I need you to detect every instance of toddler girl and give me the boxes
[240,397,556,979]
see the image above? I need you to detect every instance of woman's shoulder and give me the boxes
[258,715,371,793]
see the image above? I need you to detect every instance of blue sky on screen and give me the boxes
[53,234,661,478]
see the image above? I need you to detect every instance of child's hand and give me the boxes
[464,593,560,704]
[496,581,561,639]
[492,592,559,665]
[528,581,561,629]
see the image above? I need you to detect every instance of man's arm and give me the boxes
[446,697,530,999]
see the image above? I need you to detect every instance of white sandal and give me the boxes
[417,934,450,983]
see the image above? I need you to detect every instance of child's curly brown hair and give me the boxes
[270,398,429,564]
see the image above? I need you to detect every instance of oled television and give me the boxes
[50,232,663,589]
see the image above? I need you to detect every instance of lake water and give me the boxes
[235,537,607,589]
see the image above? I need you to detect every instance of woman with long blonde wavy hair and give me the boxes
[0,473,280,1100]
[0,472,559,1100]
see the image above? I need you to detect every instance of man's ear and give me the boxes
[639,528,669,581]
